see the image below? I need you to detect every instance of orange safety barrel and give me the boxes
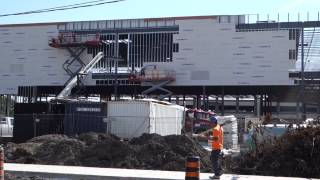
[0,146,3,180]
[185,156,200,180]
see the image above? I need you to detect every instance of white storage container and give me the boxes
[107,100,184,139]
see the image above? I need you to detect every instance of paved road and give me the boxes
[4,163,319,180]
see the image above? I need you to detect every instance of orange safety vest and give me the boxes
[211,124,223,150]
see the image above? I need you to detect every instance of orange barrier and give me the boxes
[185,156,200,180]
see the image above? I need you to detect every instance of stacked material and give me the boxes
[217,115,238,150]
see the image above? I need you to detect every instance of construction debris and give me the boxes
[225,126,320,178]
[4,133,212,172]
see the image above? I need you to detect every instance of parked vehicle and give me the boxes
[184,109,215,133]
[0,116,14,137]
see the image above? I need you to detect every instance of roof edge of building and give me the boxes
[0,15,244,28]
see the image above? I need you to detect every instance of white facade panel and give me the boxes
[114,20,122,29]
[147,18,295,86]
[74,22,82,30]
[0,24,95,94]
[90,21,98,29]
[147,21,157,27]
[82,22,90,30]
[57,24,66,31]
[166,20,175,26]
[106,20,114,29]
[0,16,298,94]
[122,20,131,28]
[66,23,74,30]
[97,21,106,29]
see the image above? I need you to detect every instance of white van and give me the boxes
[0,116,14,137]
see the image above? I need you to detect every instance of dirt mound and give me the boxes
[5,134,85,165]
[227,126,320,178]
[130,133,211,171]
[4,133,211,172]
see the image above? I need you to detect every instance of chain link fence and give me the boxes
[13,114,183,142]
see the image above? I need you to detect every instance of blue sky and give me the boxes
[0,0,320,24]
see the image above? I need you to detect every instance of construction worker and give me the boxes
[200,116,223,179]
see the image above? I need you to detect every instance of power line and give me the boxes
[0,0,126,17]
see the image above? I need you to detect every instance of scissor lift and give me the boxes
[52,52,104,102]
[129,65,176,100]
[49,32,102,100]
[49,33,101,85]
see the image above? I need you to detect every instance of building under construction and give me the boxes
[0,14,319,119]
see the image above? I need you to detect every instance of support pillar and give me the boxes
[235,95,239,114]
[221,87,225,116]
[276,100,280,118]
[193,96,197,109]
[0,95,3,114]
[176,96,180,105]
[264,94,267,115]
[253,95,258,116]
[32,86,37,103]
[196,95,201,109]
[202,86,207,110]
[257,95,262,117]
[215,96,219,112]
[260,94,263,116]
[5,95,11,116]
[206,95,210,111]
[296,101,300,121]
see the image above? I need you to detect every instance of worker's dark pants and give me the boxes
[211,149,221,176]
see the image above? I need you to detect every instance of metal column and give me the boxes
[253,95,257,116]
[215,96,219,113]
[202,86,207,110]
[193,96,197,109]
[277,100,281,118]
[196,95,201,109]
[5,95,10,116]
[176,96,180,105]
[296,101,300,121]
[236,95,239,114]
[221,88,225,116]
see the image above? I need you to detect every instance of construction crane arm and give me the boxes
[55,52,104,100]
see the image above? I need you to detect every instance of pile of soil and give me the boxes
[4,133,211,172]
[226,126,320,178]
